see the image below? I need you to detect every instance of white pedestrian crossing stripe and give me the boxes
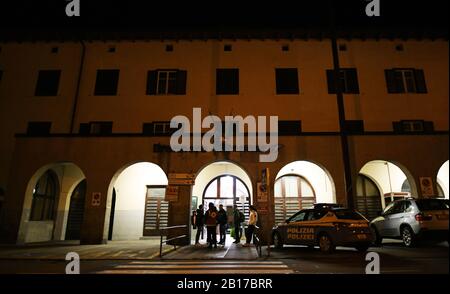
[96,260,294,274]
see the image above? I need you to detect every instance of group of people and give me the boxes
[192,202,258,249]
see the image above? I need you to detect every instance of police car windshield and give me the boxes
[333,209,365,220]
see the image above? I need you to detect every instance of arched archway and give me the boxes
[274,161,336,223]
[358,160,417,217]
[191,161,253,244]
[18,162,86,244]
[104,162,168,241]
[437,160,449,199]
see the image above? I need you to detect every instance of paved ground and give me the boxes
[0,238,447,274]
[0,238,174,260]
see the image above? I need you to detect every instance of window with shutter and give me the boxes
[94,69,119,96]
[146,69,187,95]
[385,68,427,94]
[216,68,239,95]
[275,68,299,94]
[35,70,61,96]
[326,68,359,94]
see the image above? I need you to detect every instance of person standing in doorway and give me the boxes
[243,205,258,247]
[205,202,218,249]
[232,205,244,244]
[195,204,204,245]
[217,204,227,245]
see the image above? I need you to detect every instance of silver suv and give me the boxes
[370,198,449,247]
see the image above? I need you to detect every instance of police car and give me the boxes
[272,204,374,253]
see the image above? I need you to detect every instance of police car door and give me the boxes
[285,210,314,246]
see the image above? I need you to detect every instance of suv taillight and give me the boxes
[415,213,432,221]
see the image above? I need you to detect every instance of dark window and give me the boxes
[275,68,299,94]
[216,68,239,95]
[416,199,449,211]
[79,122,112,135]
[281,45,290,51]
[146,70,187,95]
[94,69,119,96]
[153,122,172,135]
[165,44,173,52]
[278,120,302,136]
[35,70,61,96]
[30,170,58,221]
[326,68,359,94]
[51,46,59,53]
[393,120,434,133]
[395,44,404,51]
[108,46,116,53]
[90,122,112,135]
[344,120,364,134]
[334,209,365,220]
[78,123,90,135]
[224,44,232,52]
[385,69,427,94]
[27,122,51,135]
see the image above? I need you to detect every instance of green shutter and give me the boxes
[146,70,158,95]
[414,69,427,93]
[347,69,360,94]
[175,70,187,95]
[385,69,399,93]
[326,70,336,94]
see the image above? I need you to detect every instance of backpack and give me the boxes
[239,211,245,223]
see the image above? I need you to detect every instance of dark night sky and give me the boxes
[0,0,448,33]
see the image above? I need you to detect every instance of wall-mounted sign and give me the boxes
[165,185,179,202]
[257,182,268,202]
[419,177,434,197]
[168,173,195,185]
[91,192,101,206]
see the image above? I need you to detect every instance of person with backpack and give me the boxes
[233,205,244,244]
[204,202,218,249]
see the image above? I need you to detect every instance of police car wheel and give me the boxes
[273,232,283,249]
[318,234,334,253]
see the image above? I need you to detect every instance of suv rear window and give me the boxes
[333,209,365,220]
[416,199,449,211]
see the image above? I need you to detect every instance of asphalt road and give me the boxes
[0,240,447,274]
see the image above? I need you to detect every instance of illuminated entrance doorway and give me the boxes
[191,161,253,244]
[203,175,251,221]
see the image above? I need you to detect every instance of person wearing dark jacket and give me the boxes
[217,204,227,245]
[233,205,243,244]
[195,204,204,245]
[204,202,218,248]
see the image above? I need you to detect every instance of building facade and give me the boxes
[0,31,448,245]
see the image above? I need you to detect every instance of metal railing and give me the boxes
[158,225,187,258]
